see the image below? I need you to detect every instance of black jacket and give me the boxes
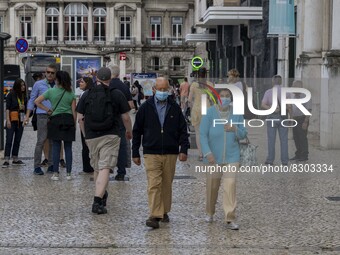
[132,96,189,157]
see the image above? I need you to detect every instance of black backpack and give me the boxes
[84,84,115,131]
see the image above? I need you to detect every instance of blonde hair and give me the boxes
[227,69,240,83]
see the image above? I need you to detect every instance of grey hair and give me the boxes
[108,64,120,77]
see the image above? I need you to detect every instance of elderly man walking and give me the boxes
[132,77,190,229]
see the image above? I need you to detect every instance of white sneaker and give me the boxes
[66,173,72,181]
[205,215,213,223]
[51,173,59,181]
[226,222,239,230]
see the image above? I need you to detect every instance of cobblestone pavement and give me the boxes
[0,114,339,255]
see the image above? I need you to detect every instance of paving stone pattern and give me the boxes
[0,114,339,255]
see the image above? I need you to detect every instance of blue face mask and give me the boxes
[155,90,169,101]
[220,97,231,107]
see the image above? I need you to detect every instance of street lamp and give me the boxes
[0,32,11,150]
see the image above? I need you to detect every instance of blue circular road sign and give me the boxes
[16,38,29,53]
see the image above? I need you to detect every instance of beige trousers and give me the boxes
[206,163,239,222]
[143,154,178,218]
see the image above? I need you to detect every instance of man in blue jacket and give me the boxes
[132,77,190,229]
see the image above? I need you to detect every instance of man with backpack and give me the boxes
[77,67,132,214]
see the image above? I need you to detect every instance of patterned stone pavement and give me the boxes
[0,115,339,255]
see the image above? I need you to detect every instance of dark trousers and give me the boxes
[4,122,24,158]
[117,126,127,176]
[292,116,309,159]
[52,140,72,173]
[133,100,138,110]
[81,132,94,172]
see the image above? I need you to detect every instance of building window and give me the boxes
[46,8,59,41]
[172,17,182,40]
[20,16,32,39]
[93,8,106,42]
[172,57,181,71]
[120,16,131,40]
[151,57,162,71]
[150,16,161,41]
[0,16,3,32]
[64,3,88,42]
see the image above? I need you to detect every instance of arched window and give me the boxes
[93,8,106,42]
[150,57,162,71]
[46,7,59,42]
[64,3,88,42]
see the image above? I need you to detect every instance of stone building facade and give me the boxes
[0,0,195,81]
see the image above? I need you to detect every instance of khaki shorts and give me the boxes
[86,135,120,171]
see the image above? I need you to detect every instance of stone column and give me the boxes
[106,3,114,44]
[87,3,93,43]
[331,0,340,49]
[36,3,44,44]
[9,5,15,44]
[164,11,170,39]
[136,4,141,44]
[319,0,340,148]
[58,3,64,43]
[302,0,323,53]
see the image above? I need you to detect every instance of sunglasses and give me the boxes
[46,71,55,74]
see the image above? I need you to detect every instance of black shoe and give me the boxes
[161,213,170,223]
[102,191,108,207]
[290,156,299,160]
[146,217,160,229]
[298,158,308,162]
[12,160,25,166]
[282,163,288,166]
[115,174,125,181]
[2,161,9,168]
[40,159,48,167]
[60,159,66,168]
[92,202,107,214]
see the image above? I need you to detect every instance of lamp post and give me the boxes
[0,32,11,150]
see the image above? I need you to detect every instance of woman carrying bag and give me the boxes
[35,71,77,181]
[200,88,247,230]
[2,79,28,168]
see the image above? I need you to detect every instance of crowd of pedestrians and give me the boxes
[2,63,311,231]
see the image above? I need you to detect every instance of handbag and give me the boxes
[10,111,19,122]
[239,136,258,166]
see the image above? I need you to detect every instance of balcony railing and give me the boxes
[15,36,36,44]
[146,65,165,71]
[93,36,106,45]
[46,36,58,44]
[64,36,88,45]
[146,37,167,46]
[169,65,186,71]
[168,37,185,46]
[115,37,136,45]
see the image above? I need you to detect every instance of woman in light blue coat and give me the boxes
[200,88,247,230]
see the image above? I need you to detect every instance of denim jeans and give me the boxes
[117,126,127,176]
[52,140,72,173]
[4,122,24,158]
[266,115,289,164]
